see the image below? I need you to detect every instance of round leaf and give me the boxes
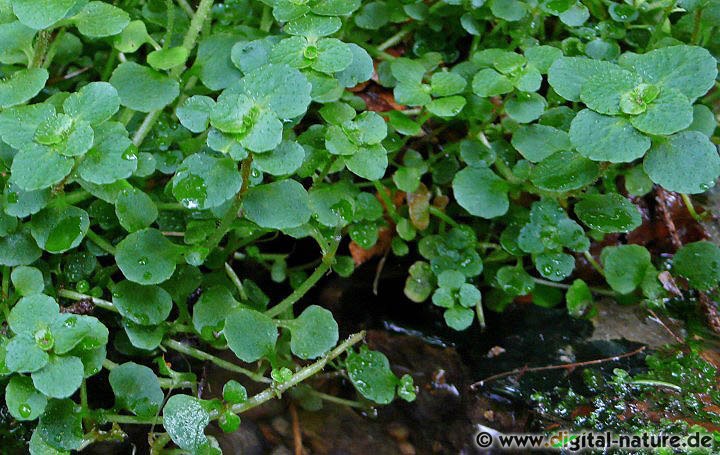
[288,305,339,359]
[224,308,278,362]
[673,241,720,291]
[116,228,181,285]
[109,362,164,418]
[110,62,179,113]
[453,167,509,218]
[163,394,211,452]
[574,194,641,233]
[112,280,173,325]
[569,109,650,163]
[243,180,312,230]
[32,355,84,398]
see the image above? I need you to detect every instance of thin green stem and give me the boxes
[372,181,400,222]
[429,206,459,228]
[680,193,704,222]
[377,25,412,52]
[691,7,703,45]
[224,262,248,300]
[163,339,271,383]
[265,262,332,318]
[226,332,365,415]
[631,379,682,392]
[202,156,253,252]
[1,266,9,324]
[156,202,186,211]
[305,389,367,408]
[58,289,118,312]
[30,30,52,68]
[176,0,194,16]
[260,5,273,32]
[583,251,605,277]
[85,229,116,255]
[181,0,215,53]
[132,110,162,148]
[531,277,616,297]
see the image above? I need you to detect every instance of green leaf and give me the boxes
[254,140,305,176]
[36,399,83,451]
[574,194,641,233]
[673,241,720,291]
[0,68,48,108]
[63,82,120,125]
[224,308,278,362]
[688,104,716,137]
[346,347,398,404]
[579,66,640,115]
[525,45,563,73]
[192,285,239,340]
[115,188,158,232]
[618,45,717,100]
[147,47,189,71]
[163,394,211,452]
[427,96,466,118]
[109,362,164,418]
[511,124,571,162]
[235,63,312,119]
[5,375,46,420]
[0,102,54,150]
[113,20,149,53]
[491,0,526,20]
[629,88,693,136]
[345,144,388,180]
[496,265,535,296]
[566,279,593,317]
[112,280,173,325]
[0,230,42,266]
[5,335,48,372]
[472,69,514,97]
[77,122,136,185]
[231,37,275,74]
[286,13,341,37]
[223,379,247,404]
[548,56,617,101]
[172,154,242,210]
[30,207,89,253]
[72,1,130,38]
[110,62,179,113]
[534,251,574,281]
[122,320,165,351]
[394,82,431,106]
[243,180,312,230]
[530,151,599,192]
[453,167,509,218]
[194,34,243,90]
[9,293,59,336]
[430,71,466,97]
[288,305,338,359]
[50,314,108,354]
[11,265,44,296]
[354,1,389,29]
[336,43,373,88]
[569,109,650,163]
[312,38,352,74]
[0,21,35,65]
[459,139,496,168]
[311,0,361,15]
[601,244,651,294]
[443,306,474,330]
[32,355,84,398]
[11,0,75,29]
[505,92,546,123]
[115,228,181,285]
[643,131,720,194]
[177,95,215,133]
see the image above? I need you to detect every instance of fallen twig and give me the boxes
[470,345,647,389]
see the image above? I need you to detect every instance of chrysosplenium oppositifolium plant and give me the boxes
[0,0,718,452]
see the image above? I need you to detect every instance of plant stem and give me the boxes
[58,289,118,312]
[202,156,253,252]
[378,25,412,51]
[30,30,52,68]
[680,193,704,222]
[260,5,273,32]
[305,389,366,408]
[224,262,248,300]
[132,0,215,149]
[163,339,271,383]
[132,110,162,148]
[265,262,332,318]
[531,277,616,297]
[583,250,605,277]
[429,206,459,227]
[373,181,400,222]
[85,229,116,255]
[226,332,365,415]
[631,379,682,392]
[176,0,194,16]
[156,202,185,211]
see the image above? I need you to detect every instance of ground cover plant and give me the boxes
[0,0,719,452]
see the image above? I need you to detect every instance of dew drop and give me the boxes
[18,403,31,418]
